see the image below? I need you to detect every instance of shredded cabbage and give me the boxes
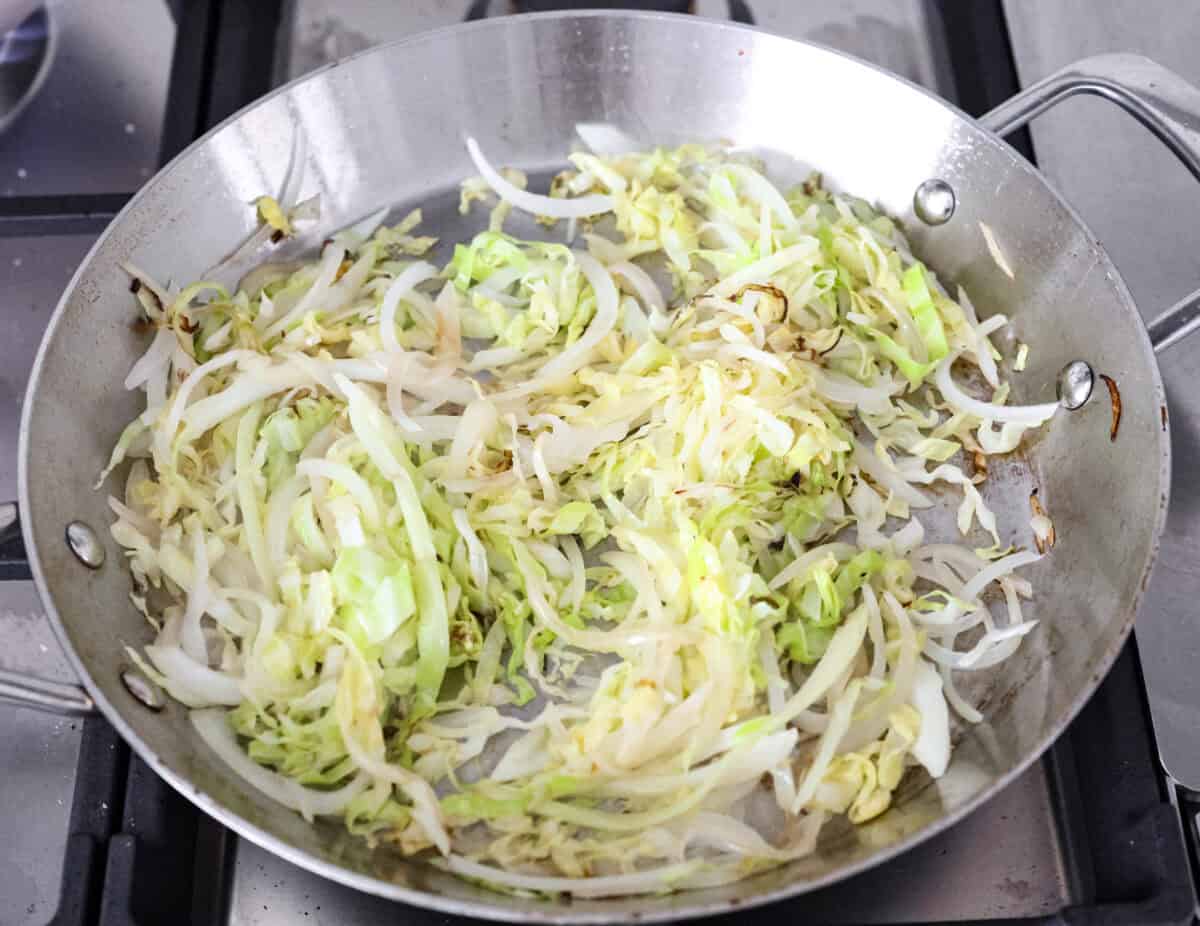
[104,135,1055,897]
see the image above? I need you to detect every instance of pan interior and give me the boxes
[19,12,1167,921]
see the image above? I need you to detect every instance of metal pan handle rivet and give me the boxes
[913,179,956,225]
[1057,360,1095,410]
[65,520,105,569]
[120,667,165,711]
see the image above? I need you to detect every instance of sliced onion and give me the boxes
[919,549,1042,627]
[956,286,1000,388]
[609,260,665,314]
[717,342,790,375]
[379,261,437,355]
[725,164,796,229]
[434,281,463,364]
[446,399,497,480]
[124,328,175,391]
[334,660,450,854]
[262,244,346,341]
[790,680,861,812]
[980,222,1015,279]
[452,509,489,593]
[978,419,1028,453]
[534,252,619,382]
[769,542,855,590]
[681,812,783,858]
[179,529,210,663]
[940,661,982,723]
[158,349,256,458]
[107,495,157,541]
[466,345,524,371]
[145,644,242,707]
[264,474,306,569]
[465,137,614,219]
[962,550,1042,603]
[936,356,1058,425]
[474,265,526,306]
[192,708,367,821]
[699,220,750,250]
[924,620,1038,671]
[443,854,700,898]
[863,585,887,681]
[711,240,818,299]
[910,658,950,776]
[840,592,919,750]
[852,440,932,509]
[811,369,895,416]
[121,262,171,317]
[777,607,869,725]
[490,727,551,782]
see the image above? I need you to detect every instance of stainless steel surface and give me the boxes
[0,0,173,195]
[1003,0,1200,796]
[280,0,949,94]
[63,519,103,569]
[1057,360,1095,410]
[228,762,1070,925]
[15,12,1176,919]
[912,177,955,225]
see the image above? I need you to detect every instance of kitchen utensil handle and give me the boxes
[0,667,94,715]
[980,53,1200,355]
[0,501,95,715]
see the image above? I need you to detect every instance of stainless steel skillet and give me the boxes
[5,10,1200,922]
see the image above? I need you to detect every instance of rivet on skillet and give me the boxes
[1057,360,1095,410]
[913,179,956,225]
[65,520,105,569]
[120,667,165,711]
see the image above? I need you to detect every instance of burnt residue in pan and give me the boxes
[1099,374,1121,441]
[732,283,789,316]
[1030,488,1055,554]
[818,328,844,357]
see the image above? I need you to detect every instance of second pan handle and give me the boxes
[980,53,1200,355]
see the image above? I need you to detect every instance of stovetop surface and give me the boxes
[3,2,1200,924]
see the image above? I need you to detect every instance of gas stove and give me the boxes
[3,2,1200,924]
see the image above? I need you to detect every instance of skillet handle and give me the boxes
[980,53,1200,355]
[0,501,95,715]
[0,667,94,715]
